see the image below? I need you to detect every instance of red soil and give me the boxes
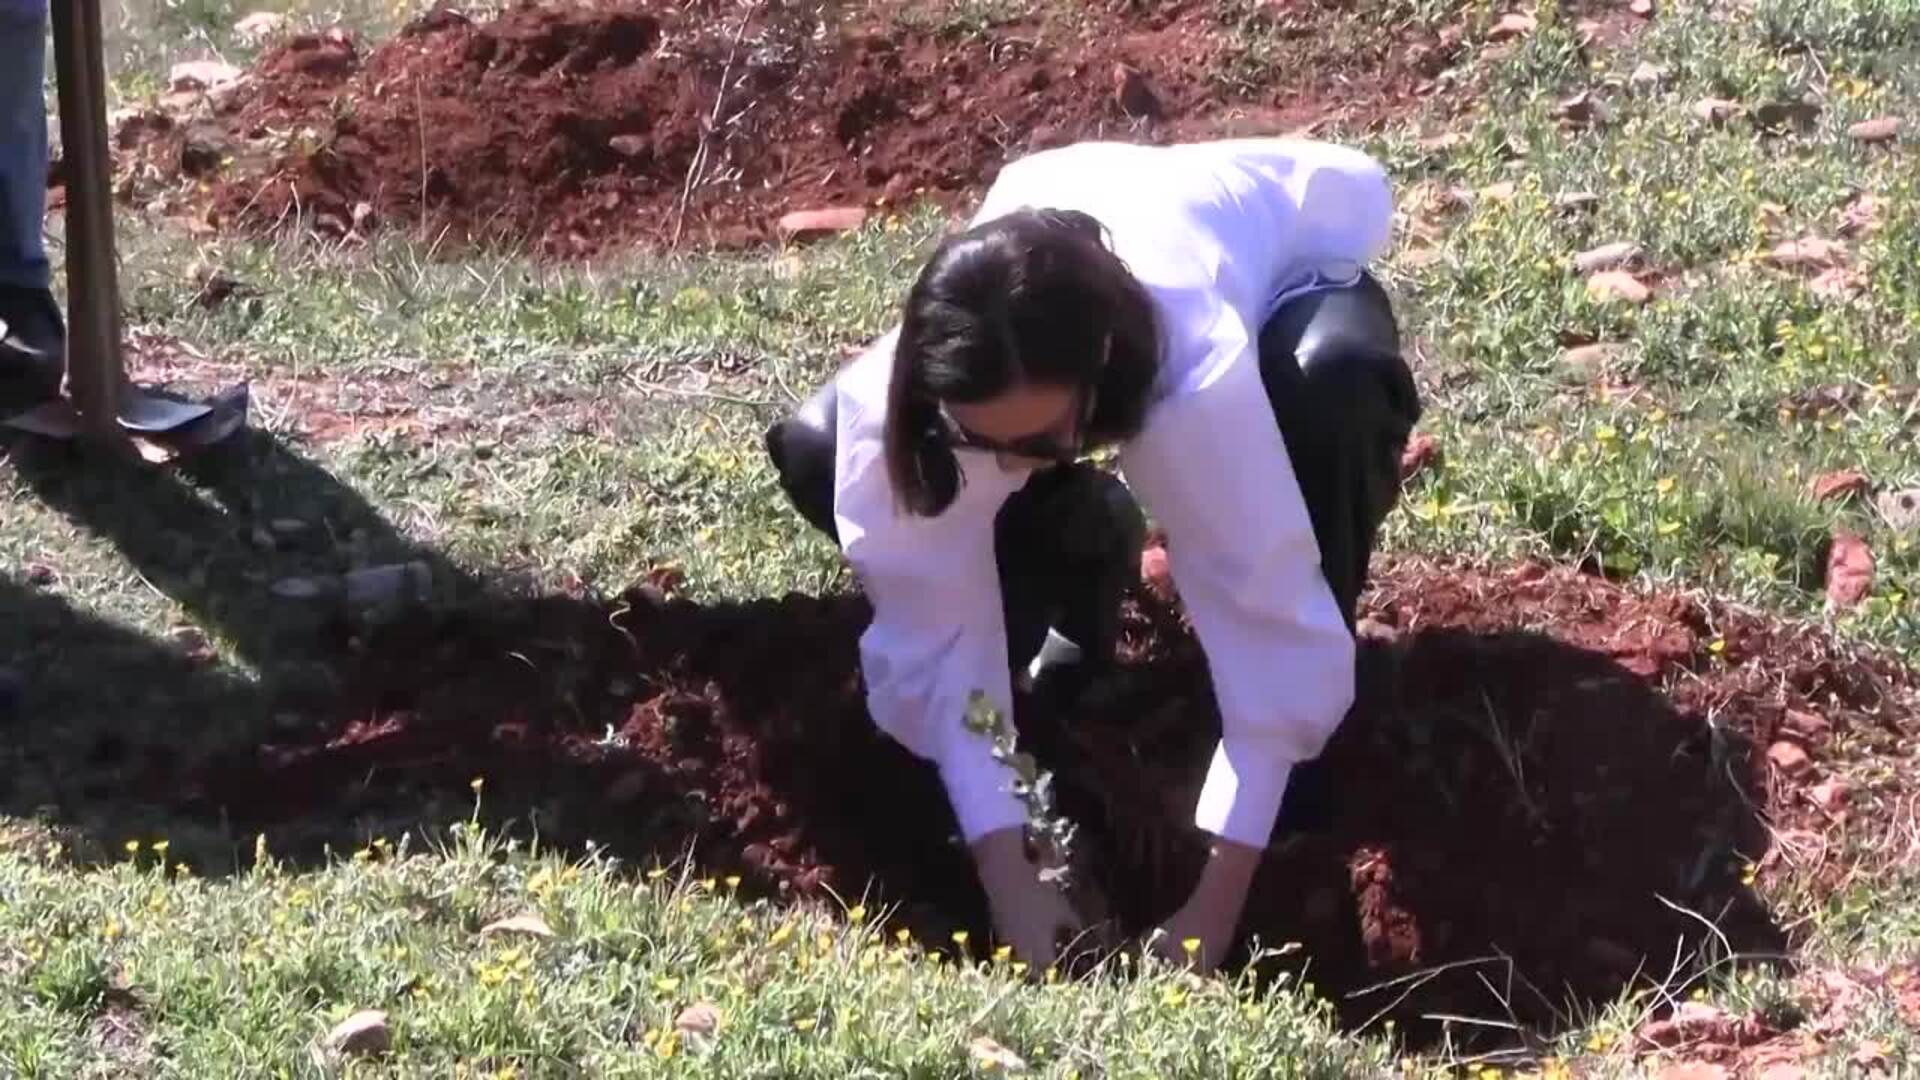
[118,0,1457,256]
[186,557,1917,1041]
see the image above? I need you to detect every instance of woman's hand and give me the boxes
[1151,836,1261,973]
[970,827,1084,969]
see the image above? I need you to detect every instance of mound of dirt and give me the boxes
[185,557,1916,1042]
[115,0,1456,256]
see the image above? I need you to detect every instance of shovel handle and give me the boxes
[49,0,128,440]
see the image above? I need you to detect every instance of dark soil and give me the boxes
[115,0,1460,256]
[184,556,1917,1043]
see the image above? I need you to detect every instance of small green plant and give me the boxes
[963,690,1077,886]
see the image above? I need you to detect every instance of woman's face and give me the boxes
[942,381,1086,472]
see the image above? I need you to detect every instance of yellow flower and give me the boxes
[951,930,969,947]
[1011,962,1029,977]
[847,905,867,924]
[895,928,912,944]
[993,945,1012,963]
[153,840,169,855]
[1655,477,1676,495]
[1181,937,1201,956]
[770,924,794,947]
[470,776,485,793]
[124,840,140,856]
[1162,986,1189,1007]
[724,875,741,891]
[794,1017,818,1032]
[647,867,667,881]
[656,1030,679,1059]
[698,879,716,892]
[1709,638,1727,655]
[655,976,681,993]
[103,918,123,941]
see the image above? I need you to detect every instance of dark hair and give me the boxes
[884,208,1161,516]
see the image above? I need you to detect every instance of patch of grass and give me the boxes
[892,0,1038,39]
[0,824,1392,1076]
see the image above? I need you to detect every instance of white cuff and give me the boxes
[1193,740,1294,848]
[940,739,1028,842]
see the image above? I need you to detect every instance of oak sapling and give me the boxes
[963,689,1115,962]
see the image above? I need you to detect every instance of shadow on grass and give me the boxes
[1,430,1790,1044]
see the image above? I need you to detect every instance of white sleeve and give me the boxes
[831,349,1029,842]
[1200,138,1396,309]
[1118,318,1356,849]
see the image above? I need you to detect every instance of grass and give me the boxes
[5,0,1920,1073]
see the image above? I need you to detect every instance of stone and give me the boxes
[1764,236,1847,270]
[608,135,650,158]
[1847,117,1902,143]
[1587,271,1652,304]
[1631,62,1670,87]
[675,1001,722,1040]
[1767,741,1813,776]
[1809,779,1850,813]
[776,207,868,242]
[1693,98,1742,125]
[1876,487,1920,531]
[1573,241,1643,274]
[1824,531,1874,610]
[1561,343,1630,378]
[234,11,287,44]
[968,1036,1029,1073]
[1487,12,1537,41]
[481,913,555,938]
[324,1010,390,1057]
[1554,191,1601,213]
[169,60,242,93]
[1399,432,1441,481]
[1809,471,1868,502]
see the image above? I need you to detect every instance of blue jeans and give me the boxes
[1,2,50,290]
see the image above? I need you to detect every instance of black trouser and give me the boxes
[763,274,1421,694]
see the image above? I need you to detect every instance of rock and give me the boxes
[1487,12,1537,41]
[1587,271,1652,304]
[482,913,554,938]
[1640,1001,1739,1048]
[1630,62,1670,87]
[608,135,650,159]
[1562,342,1630,378]
[1417,132,1466,152]
[352,202,377,232]
[1809,470,1868,502]
[1753,99,1822,132]
[324,1010,390,1057]
[1765,236,1846,270]
[1876,487,1920,531]
[1556,90,1609,128]
[342,562,431,612]
[1852,1041,1890,1072]
[1810,779,1850,812]
[1399,432,1440,481]
[1478,181,1518,203]
[968,1036,1029,1073]
[1554,190,1601,213]
[1847,117,1902,143]
[1693,98,1742,125]
[169,60,242,93]
[1630,0,1654,15]
[1809,266,1866,301]
[1838,192,1881,237]
[675,1001,722,1041]
[1780,709,1831,741]
[234,11,287,44]
[1824,531,1874,610]
[1573,241,1643,274]
[1767,740,1813,777]
[777,207,868,243]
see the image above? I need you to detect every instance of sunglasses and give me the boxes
[933,336,1109,464]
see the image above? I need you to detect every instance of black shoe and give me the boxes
[0,286,66,417]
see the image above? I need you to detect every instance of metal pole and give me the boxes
[48,0,127,442]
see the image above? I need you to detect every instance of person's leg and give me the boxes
[763,387,1144,703]
[0,3,64,413]
[1255,273,1420,627]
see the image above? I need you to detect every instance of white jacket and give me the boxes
[828,138,1395,849]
